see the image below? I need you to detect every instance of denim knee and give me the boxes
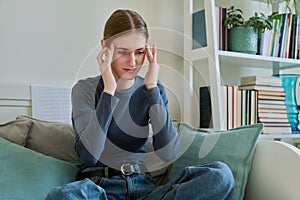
[210,161,235,198]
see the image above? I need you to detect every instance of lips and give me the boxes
[123,68,137,73]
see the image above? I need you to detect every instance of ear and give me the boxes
[100,39,105,48]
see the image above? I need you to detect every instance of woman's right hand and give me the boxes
[96,45,117,95]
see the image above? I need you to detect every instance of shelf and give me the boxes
[219,50,300,70]
[260,134,300,140]
[183,0,300,130]
[251,0,286,4]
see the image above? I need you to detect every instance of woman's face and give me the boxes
[110,31,147,82]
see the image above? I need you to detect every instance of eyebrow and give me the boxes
[115,47,145,51]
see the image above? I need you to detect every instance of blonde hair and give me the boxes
[103,9,149,45]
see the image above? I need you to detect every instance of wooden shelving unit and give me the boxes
[183,0,300,133]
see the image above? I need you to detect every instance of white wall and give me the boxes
[0,0,184,86]
[2,0,299,124]
[0,0,185,122]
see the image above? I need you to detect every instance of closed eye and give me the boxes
[136,50,145,55]
[117,50,129,55]
[115,47,145,56]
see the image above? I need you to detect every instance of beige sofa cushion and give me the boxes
[16,115,79,162]
[0,118,32,146]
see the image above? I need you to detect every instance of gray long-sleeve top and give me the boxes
[71,75,179,171]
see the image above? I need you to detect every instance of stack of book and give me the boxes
[199,76,293,134]
[259,13,300,59]
[239,76,291,134]
[199,85,251,130]
[192,7,228,51]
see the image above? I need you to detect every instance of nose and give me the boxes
[128,52,136,67]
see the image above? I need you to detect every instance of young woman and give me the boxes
[47,9,234,200]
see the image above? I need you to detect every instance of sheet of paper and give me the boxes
[31,85,72,124]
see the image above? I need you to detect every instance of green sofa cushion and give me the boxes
[169,123,263,200]
[0,137,79,200]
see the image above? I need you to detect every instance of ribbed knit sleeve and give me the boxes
[145,84,179,162]
[72,79,119,166]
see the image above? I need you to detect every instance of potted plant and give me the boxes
[223,6,273,54]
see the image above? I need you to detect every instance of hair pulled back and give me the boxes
[103,9,149,45]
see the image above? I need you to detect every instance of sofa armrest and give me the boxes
[244,140,300,200]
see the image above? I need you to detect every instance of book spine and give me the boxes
[192,9,207,49]
[241,89,247,126]
[284,13,293,58]
[235,87,242,128]
[199,86,213,128]
[289,14,296,59]
[278,14,287,57]
[295,15,300,59]
[272,19,281,57]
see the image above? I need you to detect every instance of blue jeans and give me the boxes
[46,161,234,200]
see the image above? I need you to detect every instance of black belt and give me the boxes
[77,164,147,180]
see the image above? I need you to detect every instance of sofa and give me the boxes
[0,115,299,200]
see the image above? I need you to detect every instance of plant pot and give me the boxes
[228,26,258,54]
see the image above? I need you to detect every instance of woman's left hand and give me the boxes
[144,43,160,90]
